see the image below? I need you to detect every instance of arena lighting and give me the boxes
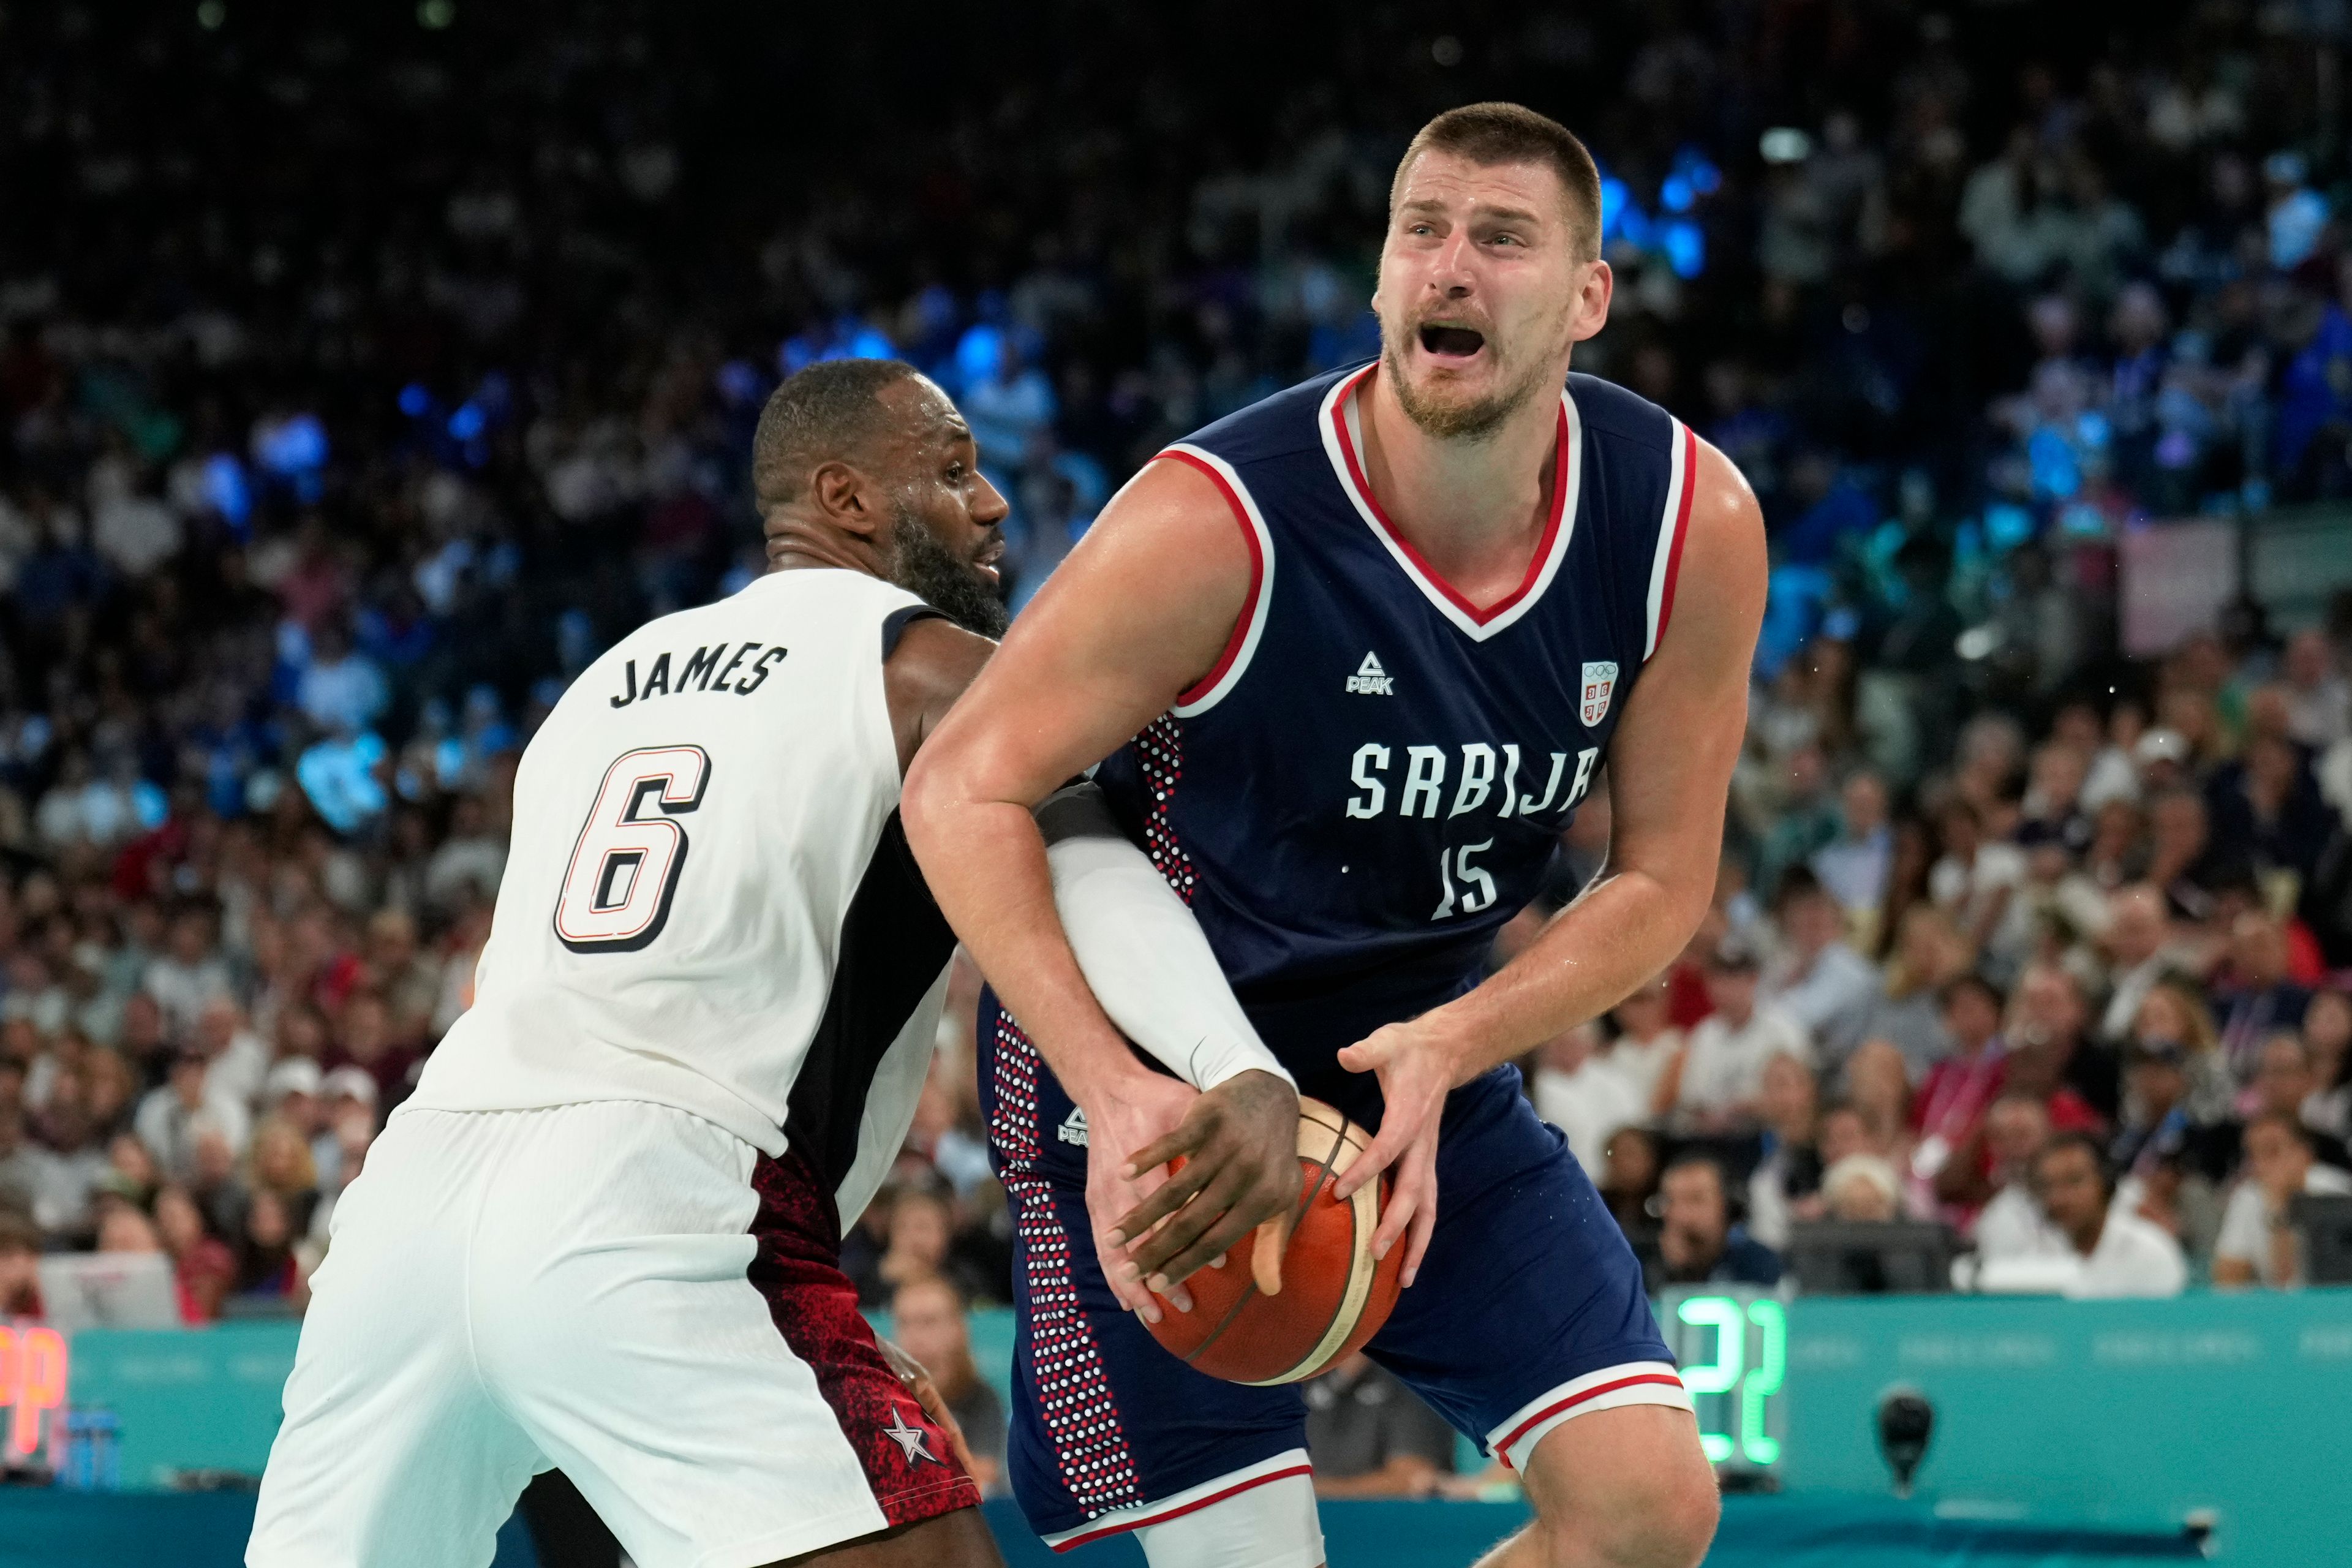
[418,0,454,29]
[196,1,225,28]
[1760,127,1812,164]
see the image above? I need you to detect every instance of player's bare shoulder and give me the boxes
[884,615,995,773]
[985,453,1259,707]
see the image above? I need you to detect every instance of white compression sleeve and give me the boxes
[1038,783,1294,1092]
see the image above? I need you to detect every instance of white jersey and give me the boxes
[411,568,952,1221]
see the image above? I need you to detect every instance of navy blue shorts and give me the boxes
[977,992,1683,1548]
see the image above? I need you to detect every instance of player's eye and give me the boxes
[946,462,965,481]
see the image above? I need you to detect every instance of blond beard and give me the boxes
[1379,328,1565,442]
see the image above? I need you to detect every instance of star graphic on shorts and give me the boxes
[881,1404,937,1465]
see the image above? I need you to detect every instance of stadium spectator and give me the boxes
[862,1183,991,1310]
[1820,1153,1904,1224]
[0,1210,39,1317]
[1600,973,1685,1119]
[134,1048,252,1184]
[2096,884,2185,1047]
[1909,975,2011,1216]
[154,1182,235,1325]
[2211,1114,2352,1289]
[2246,1033,2352,1167]
[1671,937,1809,1131]
[2127,979,2237,1130]
[1761,867,1879,1060]
[1305,1353,1458,1500]
[1841,1041,1920,1178]
[1811,771,1894,927]
[1646,1155,1782,1292]
[1599,1126,1664,1248]
[2212,913,2312,1082]
[2302,990,2352,1142]
[1747,1051,1826,1250]
[1529,1023,1646,1178]
[1849,907,1974,1083]
[2030,1133,2189,1298]
[1972,1094,2065,1262]
[1930,801,2027,955]
[888,1276,1007,1496]
[2004,962,2113,1128]
[0,1112,37,1218]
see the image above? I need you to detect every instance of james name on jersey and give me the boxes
[608,640,790,707]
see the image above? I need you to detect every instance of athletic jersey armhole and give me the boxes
[1156,445,1275,717]
[1641,420,1698,662]
[880,603,946,662]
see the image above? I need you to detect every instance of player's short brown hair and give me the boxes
[1390,102,1604,262]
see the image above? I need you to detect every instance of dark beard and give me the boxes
[888,507,1009,638]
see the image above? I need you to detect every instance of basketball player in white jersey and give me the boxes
[247,360,1303,1568]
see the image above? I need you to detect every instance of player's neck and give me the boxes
[764,514,888,581]
[1356,362,1562,609]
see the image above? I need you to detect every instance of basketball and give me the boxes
[1141,1097,1406,1385]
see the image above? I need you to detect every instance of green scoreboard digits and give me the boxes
[1660,1289,1787,1477]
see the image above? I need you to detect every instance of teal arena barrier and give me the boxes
[12,1289,2344,1564]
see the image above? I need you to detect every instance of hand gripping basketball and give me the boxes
[1140,1098,1407,1384]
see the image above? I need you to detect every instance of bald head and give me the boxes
[752,358,927,509]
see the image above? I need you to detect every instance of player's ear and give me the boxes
[808,459,881,536]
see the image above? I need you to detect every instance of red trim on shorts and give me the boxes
[1048,1463,1316,1551]
[1652,422,1698,649]
[746,1148,982,1529]
[1157,448,1264,707]
[1494,1373,1691,1461]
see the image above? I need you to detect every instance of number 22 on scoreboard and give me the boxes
[1675,1295,1787,1466]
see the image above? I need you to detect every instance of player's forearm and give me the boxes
[902,774,1151,1107]
[1039,785,1292,1091]
[1431,863,1709,1082]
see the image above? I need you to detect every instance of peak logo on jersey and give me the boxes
[1579,662,1619,728]
[1344,652,1395,696]
[880,1404,938,1465]
[1056,1107,1088,1147]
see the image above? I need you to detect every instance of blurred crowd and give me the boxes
[1530,652,2352,1298]
[1,1,2350,1459]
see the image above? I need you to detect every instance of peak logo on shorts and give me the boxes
[1345,652,1395,696]
[1057,1107,1088,1147]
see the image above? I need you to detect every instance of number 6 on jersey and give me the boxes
[553,745,712,952]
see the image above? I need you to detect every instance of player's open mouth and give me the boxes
[976,541,1005,586]
[1417,323,1486,361]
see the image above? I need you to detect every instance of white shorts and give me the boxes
[247,1101,978,1568]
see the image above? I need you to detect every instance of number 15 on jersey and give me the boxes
[554,745,712,953]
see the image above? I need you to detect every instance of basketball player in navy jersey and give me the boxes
[905,104,1765,1568]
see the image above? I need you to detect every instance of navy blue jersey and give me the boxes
[1092,361,1697,1095]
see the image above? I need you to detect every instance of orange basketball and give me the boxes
[1141,1097,1406,1385]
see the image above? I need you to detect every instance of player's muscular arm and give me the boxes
[1335,441,1768,1272]
[902,459,1303,1310]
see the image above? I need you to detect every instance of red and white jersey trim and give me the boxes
[1039,1447,1314,1552]
[1157,443,1276,717]
[1487,1360,1692,1474]
[1317,365,1583,643]
[1643,420,1698,661]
